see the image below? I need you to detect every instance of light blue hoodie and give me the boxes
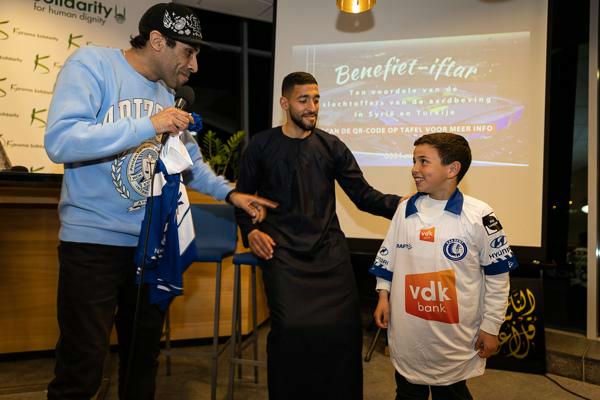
[45,46,231,247]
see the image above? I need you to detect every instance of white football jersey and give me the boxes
[371,189,517,385]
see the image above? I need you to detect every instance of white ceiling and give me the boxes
[174,0,274,22]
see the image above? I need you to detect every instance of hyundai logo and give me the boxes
[490,235,507,249]
[379,247,389,256]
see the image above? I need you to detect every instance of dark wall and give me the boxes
[545,0,590,264]
[186,9,273,137]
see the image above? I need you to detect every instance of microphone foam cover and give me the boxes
[174,86,195,109]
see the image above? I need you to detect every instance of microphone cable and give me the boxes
[123,136,166,398]
[123,86,194,396]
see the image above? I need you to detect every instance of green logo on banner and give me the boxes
[0,20,8,40]
[31,108,47,127]
[34,54,50,74]
[33,1,127,25]
[0,78,6,98]
[114,6,126,23]
[68,33,83,49]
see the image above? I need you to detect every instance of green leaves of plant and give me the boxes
[200,130,246,178]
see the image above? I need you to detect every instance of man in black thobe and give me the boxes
[235,72,400,400]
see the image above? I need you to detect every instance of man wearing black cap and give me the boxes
[44,3,275,399]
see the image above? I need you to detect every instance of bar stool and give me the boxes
[364,326,385,362]
[227,251,267,400]
[163,203,238,400]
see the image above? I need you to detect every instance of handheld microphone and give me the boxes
[162,86,196,144]
[174,85,195,111]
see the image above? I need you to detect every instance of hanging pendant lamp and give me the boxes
[336,0,376,14]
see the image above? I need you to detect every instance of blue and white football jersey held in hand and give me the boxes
[135,136,196,309]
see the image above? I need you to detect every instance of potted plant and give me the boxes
[199,130,246,179]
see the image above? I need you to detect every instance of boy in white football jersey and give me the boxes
[371,132,518,400]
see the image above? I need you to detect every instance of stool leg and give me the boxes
[364,326,382,362]
[236,275,243,380]
[227,263,241,400]
[251,265,259,383]
[165,306,172,376]
[211,261,223,400]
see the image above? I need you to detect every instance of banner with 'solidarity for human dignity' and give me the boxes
[0,0,156,174]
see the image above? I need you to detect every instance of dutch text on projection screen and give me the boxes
[294,32,532,168]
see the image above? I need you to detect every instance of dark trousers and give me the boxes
[47,242,166,400]
[395,371,473,400]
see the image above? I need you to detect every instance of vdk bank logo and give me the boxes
[405,269,459,324]
[419,227,435,242]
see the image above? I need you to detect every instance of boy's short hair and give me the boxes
[414,132,472,183]
[282,72,318,96]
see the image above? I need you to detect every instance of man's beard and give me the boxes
[290,111,317,131]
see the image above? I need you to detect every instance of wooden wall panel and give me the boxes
[0,187,269,354]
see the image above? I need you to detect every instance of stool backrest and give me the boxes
[190,203,238,260]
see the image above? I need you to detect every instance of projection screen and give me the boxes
[273,0,548,249]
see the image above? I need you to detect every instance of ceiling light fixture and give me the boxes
[336,0,376,14]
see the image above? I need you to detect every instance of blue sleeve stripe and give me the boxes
[482,256,519,275]
[368,265,393,281]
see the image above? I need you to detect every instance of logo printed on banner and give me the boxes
[379,247,389,256]
[490,235,507,249]
[405,269,459,323]
[0,77,6,98]
[0,20,9,40]
[32,0,126,26]
[443,238,467,261]
[33,54,50,74]
[30,108,47,127]
[68,33,84,49]
[35,0,115,19]
[419,227,435,242]
[114,6,126,23]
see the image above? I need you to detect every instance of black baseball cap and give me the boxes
[139,3,205,47]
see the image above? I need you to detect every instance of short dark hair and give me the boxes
[414,132,472,183]
[129,33,177,49]
[282,72,318,96]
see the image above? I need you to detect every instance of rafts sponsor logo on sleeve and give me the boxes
[405,269,459,324]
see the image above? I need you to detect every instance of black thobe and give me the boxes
[236,127,399,400]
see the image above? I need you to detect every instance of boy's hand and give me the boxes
[475,330,499,358]
[374,290,390,329]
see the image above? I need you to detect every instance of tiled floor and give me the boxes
[2,324,600,400]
